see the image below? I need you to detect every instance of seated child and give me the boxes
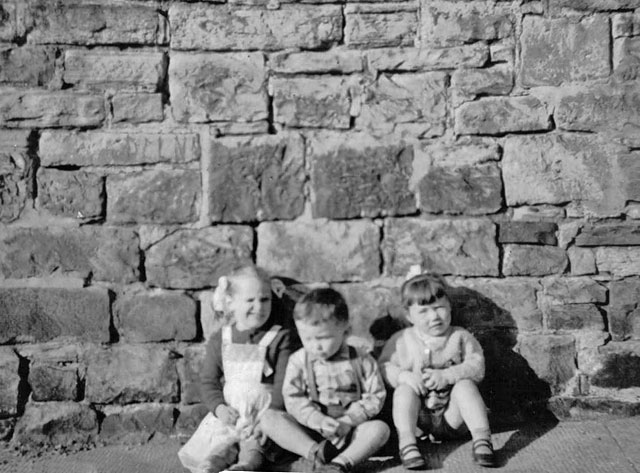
[261,288,390,473]
[378,269,497,469]
[194,265,295,472]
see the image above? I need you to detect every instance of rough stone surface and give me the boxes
[257,220,380,282]
[383,218,499,277]
[112,94,164,124]
[0,2,20,42]
[609,278,640,341]
[145,226,254,289]
[345,3,417,48]
[551,0,640,11]
[503,245,567,276]
[0,45,57,87]
[0,287,111,344]
[569,248,597,276]
[0,226,140,283]
[613,12,640,37]
[517,335,576,394]
[177,345,206,405]
[29,363,79,403]
[520,16,610,86]
[107,170,200,224]
[0,348,20,417]
[455,96,550,135]
[499,221,558,245]
[176,404,209,437]
[576,224,640,246]
[543,277,607,304]
[40,131,200,167]
[209,134,305,222]
[614,37,640,81]
[591,341,640,388]
[169,52,268,124]
[366,44,489,72]
[85,345,179,404]
[545,304,605,331]
[413,141,500,170]
[0,132,31,223]
[451,64,513,98]
[116,291,197,343]
[99,404,174,445]
[308,132,415,218]
[595,248,640,278]
[170,4,342,51]
[37,168,104,220]
[269,50,364,74]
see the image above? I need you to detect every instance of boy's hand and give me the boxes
[319,417,341,437]
[334,420,352,438]
[215,404,240,426]
[422,369,447,390]
[398,371,425,396]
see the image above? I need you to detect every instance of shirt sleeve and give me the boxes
[199,332,225,414]
[282,350,328,431]
[343,352,387,426]
[378,330,414,388]
[269,329,293,411]
[441,330,485,385]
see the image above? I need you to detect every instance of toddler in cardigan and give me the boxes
[378,268,497,469]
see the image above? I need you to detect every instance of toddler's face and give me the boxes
[227,276,272,331]
[407,296,451,337]
[296,319,348,360]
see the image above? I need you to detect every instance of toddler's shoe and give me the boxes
[226,446,264,471]
[471,438,497,468]
[399,443,427,470]
[319,462,350,473]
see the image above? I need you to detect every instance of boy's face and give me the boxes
[407,296,451,337]
[227,276,272,331]
[296,319,348,360]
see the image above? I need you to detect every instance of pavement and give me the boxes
[1,416,639,473]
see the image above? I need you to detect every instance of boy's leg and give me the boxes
[444,379,492,453]
[392,384,422,450]
[332,420,390,470]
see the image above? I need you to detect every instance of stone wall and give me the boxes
[1,0,640,448]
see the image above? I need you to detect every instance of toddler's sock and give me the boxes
[227,440,264,471]
[307,439,339,464]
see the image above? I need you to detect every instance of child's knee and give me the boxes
[357,420,391,446]
[451,378,479,396]
[393,383,419,401]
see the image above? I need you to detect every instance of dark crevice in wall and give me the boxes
[267,92,276,134]
[15,352,31,417]
[107,289,120,344]
[27,129,40,201]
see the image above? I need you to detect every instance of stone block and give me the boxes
[550,0,640,10]
[271,76,351,129]
[455,96,550,135]
[0,138,30,223]
[169,52,267,124]
[345,3,417,48]
[0,287,111,344]
[503,245,567,276]
[512,206,565,221]
[490,39,515,64]
[0,348,20,417]
[40,131,200,166]
[576,224,640,246]
[418,163,503,215]
[517,334,576,394]
[614,37,640,81]
[176,404,209,437]
[545,304,605,331]
[308,132,415,218]
[613,12,640,37]
[609,278,640,340]
[451,65,513,97]
[11,402,98,448]
[498,222,557,246]
[211,121,270,137]
[0,226,140,283]
[420,1,513,47]
[208,134,305,222]
[355,71,447,137]
[170,4,342,51]
[591,341,640,388]
[99,403,174,445]
[542,277,607,304]
[106,169,200,224]
[0,45,56,87]
[595,247,640,278]
[112,94,164,124]
[116,290,197,343]
[0,89,105,128]
[0,418,15,441]
[85,344,179,404]
[366,44,489,72]
[145,226,253,289]
[29,363,79,403]
[26,3,166,45]
[568,247,597,276]
[37,168,104,220]
[520,16,610,87]
[503,134,637,217]
[177,345,206,405]
[0,1,20,41]
[414,140,500,169]
[257,220,380,282]
[383,218,499,277]
[269,50,364,74]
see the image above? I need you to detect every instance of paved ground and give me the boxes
[1,416,639,473]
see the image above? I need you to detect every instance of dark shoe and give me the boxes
[399,443,427,470]
[315,439,340,464]
[319,462,350,473]
[472,438,497,468]
[227,445,264,471]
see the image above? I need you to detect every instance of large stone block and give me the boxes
[0,287,111,344]
[576,224,640,246]
[208,134,305,222]
[0,226,140,283]
[0,130,31,222]
[542,277,607,304]
[345,3,417,48]
[37,168,104,220]
[257,220,380,282]
[26,3,166,45]
[99,403,174,445]
[112,94,164,124]
[517,334,576,394]
[545,304,605,331]
[0,45,56,87]
[177,345,206,405]
[455,96,550,135]
[591,341,640,388]
[85,344,179,404]
[596,247,640,278]
[503,245,567,276]
[609,278,640,340]
[63,50,166,92]
[451,64,513,98]
[271,76,351,129]
[0,348,19,417]
[356,72,447,137]
[116,290,197,343]
[499,222,558,245]
[269,50,364,74]
[0,89,105,128]
[106,169,200,224]
[503,135,638,217]
[383,218,499,277]
[550,0,640,10]
[170,52,267,124]
[366,44,489,72]
[40,131,200,167]
[145,226,253,289]
[520,16,610,87]
[308,132,415,218]
[170,4,342,51]
[27,345,81,402]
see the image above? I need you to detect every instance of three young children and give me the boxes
[185,264,496,472]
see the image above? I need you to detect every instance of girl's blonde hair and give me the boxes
[211,264,272,313]
[400,273,448,308]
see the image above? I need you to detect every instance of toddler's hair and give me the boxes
[293,288,349,325]
[401,273,448,308]
[225,265,271,294]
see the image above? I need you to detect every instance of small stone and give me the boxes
[503,245,567,276]
[499,221,558,245]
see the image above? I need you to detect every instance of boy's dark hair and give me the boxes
[401,273,449,308]
[293,288,349,325]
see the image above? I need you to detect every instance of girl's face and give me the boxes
[227,276,272,331]
[407,296,451,337]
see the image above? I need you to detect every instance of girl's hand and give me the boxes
[422,369,447,391]
[319,417,341,437]
[215,404,240,426]
[398,371,425,396]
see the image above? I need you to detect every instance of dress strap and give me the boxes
[348,346,363,399]
[258,324,281,348]
[305,352,320,403]
[221,325,233,345]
